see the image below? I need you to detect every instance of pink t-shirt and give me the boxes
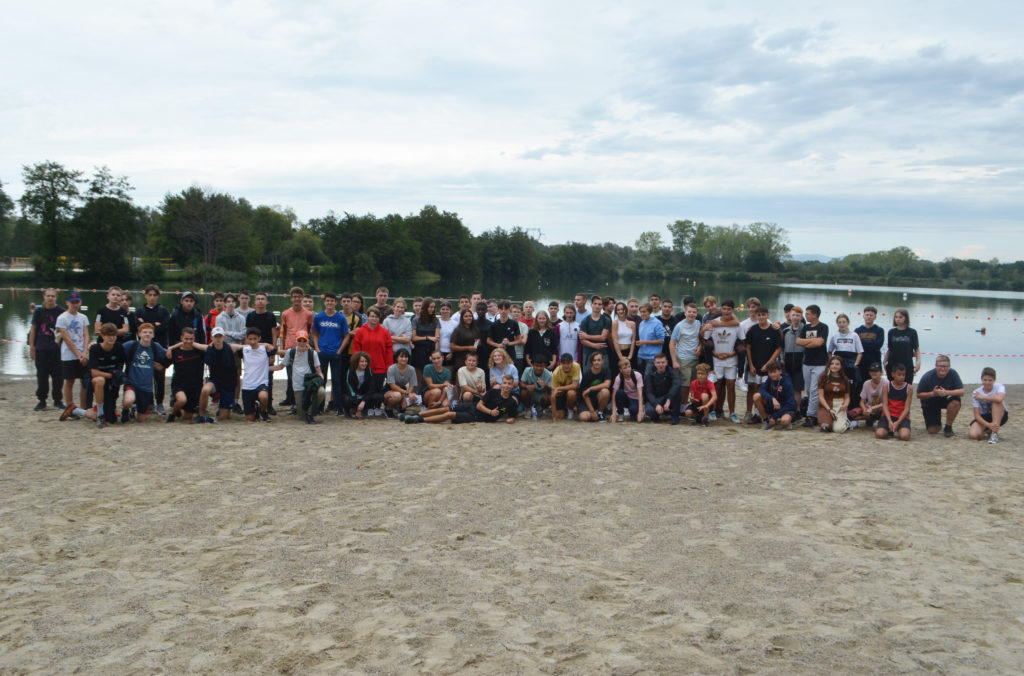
[280,308,313,349]
[613,371,644,400]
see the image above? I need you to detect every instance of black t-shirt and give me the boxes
[581,364,611,389]
[95,306,128,343]
[137,304,171,346]
[745,324,783,371]
[32,305,63,350]
[660,314,680,353]
[88,342,126,375]
[246,310,278,344]
[489,317,520,347]
[887,328,919,369]
[477,388,519,421]
[205,344,238,387]
[799,322,829,366]
[170,347,205,392]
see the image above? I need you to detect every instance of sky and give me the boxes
[2,0,1023,262]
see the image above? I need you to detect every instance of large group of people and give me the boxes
[27,284,1008,442]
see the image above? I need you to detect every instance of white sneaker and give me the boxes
[737,379,748,392]
[989,432,1000,444]
[567,410,575,421]
[849,420,859,429]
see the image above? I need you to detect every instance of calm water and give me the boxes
[3,282,1023,382]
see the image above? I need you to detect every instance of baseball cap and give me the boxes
[869,362,882,371]
[296,329,309,341]
[211,326,225,337]
[67,291,82,302]
[181,291,197,300]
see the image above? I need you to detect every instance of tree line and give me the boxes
[1,161,1021,290]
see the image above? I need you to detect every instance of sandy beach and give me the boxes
[1,376,1022,673]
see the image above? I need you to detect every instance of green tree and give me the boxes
[634,231,664,256]
[19,161,85,275]
[251,205,295,257]
[406,205,480,280]
[154,186,257,271]
[71,197,142,278]
[0,179,13,256]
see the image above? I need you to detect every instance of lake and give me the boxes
[2,281,1023,382]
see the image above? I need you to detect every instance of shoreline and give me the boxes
[1,377,1021,672]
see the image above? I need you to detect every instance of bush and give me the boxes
[137,257,165,281]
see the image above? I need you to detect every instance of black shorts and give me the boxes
[921,396,961,428]
[173,387,200,413]
[452,402,476,424]
[62,359,88,381]
[242,385,267,415]
[126,387,154,414]
[554,391,570,411]
[882,418,912,436]
[974,410,1009,426]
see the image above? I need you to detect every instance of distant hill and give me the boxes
[789,253,833,263]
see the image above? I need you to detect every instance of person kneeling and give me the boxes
[611,358,644,422]
[753,360,796,430]
[684,363,717,426]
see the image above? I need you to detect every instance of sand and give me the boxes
[1,376,1022,674]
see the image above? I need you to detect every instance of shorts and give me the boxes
[173,387,200,413]
[452,402,476,424]
[62,359,88,381]
[974,410,1009,426]
[921,395,961,428]
[554,391,571,411]
[745,371,766,386]
[676,359,697,385]
[213,382,236,410]
[713,362,737,381]
[882,418,911,436]
[126,386,153,414]
[242,385,267,415]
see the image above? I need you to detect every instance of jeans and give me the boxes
[318,351,345,411]
[803,363,827,416]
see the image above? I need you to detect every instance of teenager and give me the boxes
[312,292,350,414]
[407,373,520,424]
[610,358,644,423]
[245,292,279,414]
[753,360,796,430]
[699,295,721,366]
[735,297,761,393]
[885,308,921,384]
[343,351,382,419]
[684,362,717,427]
[120,322,167,424]
[916,354,965,437]
[509,304,530,374]
[29,287,63,410]
[195,326,242,423]
[137,284,171,415]
[168,291,206,346]
[383,349,421,417]
[473,302,493,378]
[449,309,480,372]
[644,353,681,424]
[487,348,519,391]
[86,323,127,428]
[456,352,487,403]
[876,363,913,441]
[410,297,440,382]
[421,350,453,409]
[487,300,521,369]
[744,306,782,423]
[525,310,559,370]
[828,313,863,385]
[551,353,581,420]
[121,291,138,343]
[854,306,885,388]
[521,300,536,329]
[94,286,129,344]
[57,291,91,421]
[669,303,701,405]
[165,327,206,423]
[634,303,665,376]
[706,299,744,423]
[816,356,851,433]
[520,357,553,418]
[969,367,1008,443]
[853,362,887,430]
[579,296,611,369]
[236,290,253,318]
[278,286,314,410]
[557,305,581,364]
[368,286,392,320]
[657,299,680,356]
[216,293,248,413]
[576,351,611,422]
[240,327,280,422]
[383,298,412,356]
[610,301,636,368]
[204,292,225,344]
[438,301,459,366]
[351,308,394,416]
[781,306,806,411]
[797,304,829,427]
[281,329,326,424]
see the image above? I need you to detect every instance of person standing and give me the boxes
[245,292,279,414]
[854,306,885,388]
[797,304,829,427]
[137,284,172,415]
[29,287,64,410]
[278,286,313,411]
[56,291,91,421]
[311,292,349,414]
[885,308,921,384]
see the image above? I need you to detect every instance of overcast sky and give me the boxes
[2,1,1022,261]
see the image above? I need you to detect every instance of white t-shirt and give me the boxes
[457,366,485,393]
[707,324,744,367]
[670,319,701,361]
[558,320,581,361]
[55,311,89,361]
[282,347,321,392]
[242,345,271,389]
[439,317,460,353]
[972,383,1007,416]
[829,330,864,355]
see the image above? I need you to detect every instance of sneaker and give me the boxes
[398,412,407,421]
[742,412,753,424]
[121,408,131,424]
[233,403,244,415]
[709,411,718,422]
[820,424,831,432]
[670,418,680,425]
[779,423,793,430]
[567,410,575,421]
[260,409,271,422]
[304,414,320,425]
[277,398,292,407]
[530,406,538,420]
[96,419,108,429]
[267,406,278,416]
[154,404,167,416]
[701,420,710,428]
[736,379,748,392]
[802,418,815,428]
[849,420,859,429]
[60,404,76,421]
[989,432,999,444]
[760,421,771,430]
[166,413,177,423]
[53,400,64,410]
[384,408,396,419]
[729,413,740,424]
[288,405,298,415]
[34,401,48,411]
[597,412,607,422]
[943,425,954,438]
[404,415,422,424]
